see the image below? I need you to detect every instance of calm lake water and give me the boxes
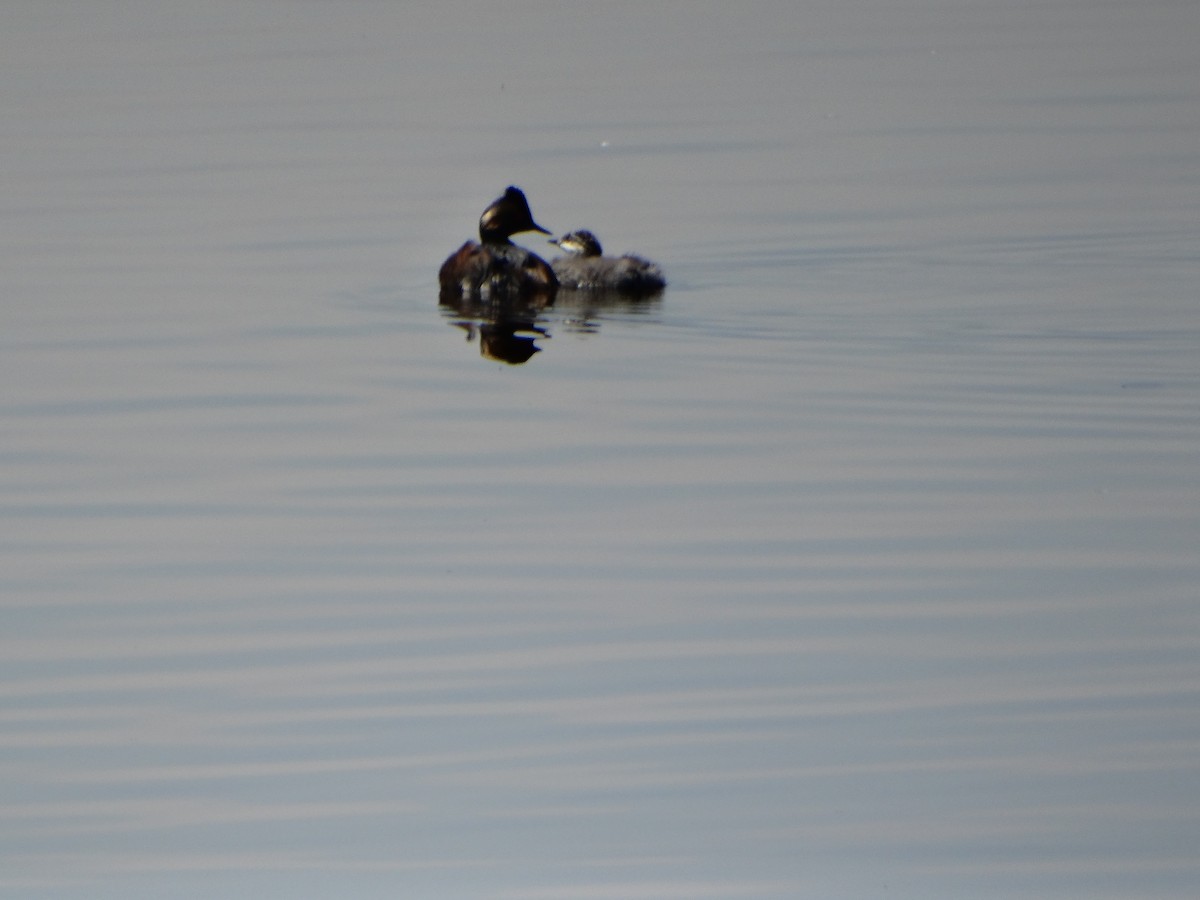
[3,2,1199,898]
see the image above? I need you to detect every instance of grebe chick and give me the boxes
[439,187,558,301]
[548,229,665,295]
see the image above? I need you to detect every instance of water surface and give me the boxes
[3,2,1199,898]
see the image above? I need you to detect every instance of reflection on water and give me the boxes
[440,293,551,365]
[440,290,664,363]
[4,1,1200,898]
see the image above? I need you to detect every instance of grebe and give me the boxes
[439,187,558,301]
[548,229,665,295]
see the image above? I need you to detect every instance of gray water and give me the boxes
[4,2,1199,898]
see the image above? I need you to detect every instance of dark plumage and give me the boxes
[439,187,558,301]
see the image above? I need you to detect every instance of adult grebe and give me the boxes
[439,187,558,301]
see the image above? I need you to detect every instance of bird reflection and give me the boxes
[550,289,663,335]
[439,289,662,365]
[439,293,552,365]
